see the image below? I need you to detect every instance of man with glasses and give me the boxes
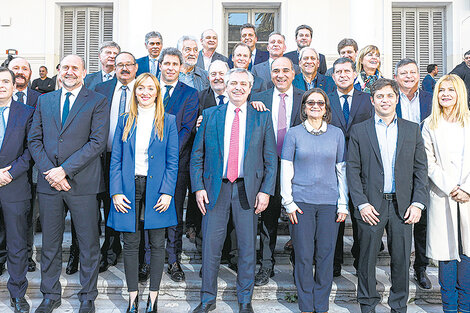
[136,31,163,77]
[84,41,121,90]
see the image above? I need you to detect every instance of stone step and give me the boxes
[0,263,441,305]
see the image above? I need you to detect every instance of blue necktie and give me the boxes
[0,107,7,148]
[163,85,173,108]
[217,95,225,106]
[62,92,72,126]
[119,85,128,116]
[104,73,112,81]
[342,95,350,124]
[16,91,25,104]
[150,59,157,76]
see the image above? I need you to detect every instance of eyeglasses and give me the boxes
[116,63,136,69]
[305,100,325,107]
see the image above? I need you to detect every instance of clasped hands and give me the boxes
[450,185,470,203]
[0,165,12,187]
[112,193,172,214]
[44,166,70,191]
[360,203,421,226]
[195,190,270,215]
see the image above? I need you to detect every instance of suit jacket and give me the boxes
[292,72,336,94]
[84,71,106,91]
[251,76,268,96]
[108,113,179,232]
[450,62,470,105]
[396,89,432,123]
[347,117,429,219]
[190,103,277,211]
[0,100,34,202]
[284,50,327,75]
[136,55,160,78]
[165,81,199,171]
[21,88,41,108]
[28,87,109,195]
[196,51,228,70]
[198,87,218,114]
[228,49,269,70]
[328,89,373,142]
[421,74,436,93]
[252,60,300,86]
[94,77,118,102]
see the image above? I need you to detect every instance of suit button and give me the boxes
[149,176,153,179]
[150,155,154,159]
[59,138,63,142]
[380,172,384,175]
[379,189,383,193]
[55,155,58,159]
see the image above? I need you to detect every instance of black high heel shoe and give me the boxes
[126,293,139,313]
[146,294,158,313]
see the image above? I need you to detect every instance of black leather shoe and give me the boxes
[10,297,30,313]
[126,294,138,313]
[65,253,79,275]
[34,298,61,313]
[99,260,109,273]
[192,302,216,313]
[28,258,36,272]
[145,294,158,313]
[333,264,341,277]
[139,263,150,282]
[227,261,238,273]
[239,303,254,313]
[78,300,95,313]
[414,270,432,289]
[0,262,5,275]
[167,261,185,282]
[254,267,274,286]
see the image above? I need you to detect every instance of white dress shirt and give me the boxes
[223,102,247,178]
[399,90,421,123]
[101,70,115,81]
[60,85,82,120]
[160,80,178,98]
[271,86,293,142]
[13,88,28,103]
[213,91,228,105]
[108,80,135,151]
[135,105,155,176]
[251,49,258,65]
[337,88,354,111]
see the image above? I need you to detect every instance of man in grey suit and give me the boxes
[28,55,109,313]
[178,36,210,92]
[347,78,428,313]
[84,41,121,90]
[196,29,228,71]
[190,68,277,313]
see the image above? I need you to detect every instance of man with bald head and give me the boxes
[196,29,228,71]
[8,57,41,107]
[29,54,109,313]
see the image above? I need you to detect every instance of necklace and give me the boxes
[302,120,325,136]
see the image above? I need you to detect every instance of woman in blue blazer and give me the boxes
[107,73,179,313]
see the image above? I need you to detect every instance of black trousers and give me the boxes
[123,176,165,292]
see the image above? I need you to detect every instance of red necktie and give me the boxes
[227,108,240,183]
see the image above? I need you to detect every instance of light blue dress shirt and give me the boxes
[375,114,398,193]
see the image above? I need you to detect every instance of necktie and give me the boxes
[342,95,350,124]
[0,107,8,148]
[277,93,287,157]
[62,92,72,126]
[217,95,225,106]
[163,85,173,108]
[16,91,25,104]
[227,108,240,183]
[104,73,112,81]
[150,59,157,76]
[119,85,128,116]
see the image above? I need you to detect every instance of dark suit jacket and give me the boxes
[94,77,118,103]
[196,51,228,70]
[228,49,269,70]
[21,88,41,108]
[190,103,277,211]
[84,71,105,91]
[136,55,160,78]
[28,87,109,195]
[284,50,327,75]
[0,100,35,202]
[396,89,432,123]
[347,117,429,218]
[252,60,300,86]
[328,89,373,142]
[198,87,218,114]
[421,74,436,93]
[292,72,336,94]
[451,62,470,105]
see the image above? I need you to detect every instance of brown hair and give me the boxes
[300,88,332,123]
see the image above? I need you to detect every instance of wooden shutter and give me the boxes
[418,10,430,79]
[103,8,114,42]
[88,8,101,73]
[75,9,87,68]
[392,10,403,72]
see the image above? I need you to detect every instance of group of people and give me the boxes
[0,22,469,313]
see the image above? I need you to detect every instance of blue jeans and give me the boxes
[439,254,470,313]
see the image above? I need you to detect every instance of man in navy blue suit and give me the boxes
[28,54,109,313]
[84,41,121,90]
[0,67,35,313]
[228,23,269,70]
[136,31,163,78]
[394,58,433,290]
[292,47,335,94]
[190,68,277,313]
[158,48,199,282]
[421,64,437,93]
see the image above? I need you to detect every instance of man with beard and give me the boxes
[196,29,228,71]
[31,66,55,94]
[84,41,121,90]
[178,36,209,92]
[284,25,327,75]
[136,31,163,77]
[28,54,108,313]
[228,24,269,70]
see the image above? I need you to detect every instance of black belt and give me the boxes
[135,175,147,180]
[222,177,244,183]
[383,193,396,200]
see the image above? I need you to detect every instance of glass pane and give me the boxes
[228,13,248,41]
[254,12,274,42]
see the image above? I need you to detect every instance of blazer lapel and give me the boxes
[291,89,302,126]
[1,101,19,150]
[52,90,62,131]
[395,118,406,158]
[347,91,361,130]
[396,97,403,118]
[61,88,88,134]
[330,92,347,129]
[244,105,255,160]
[366,118,383,168]
[166,83,182,113]
[419,91,429,122]
[215,104,227,157]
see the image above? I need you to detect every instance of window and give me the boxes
[225,8,279,56]
[392,7,445,80]
[61,7,113,73]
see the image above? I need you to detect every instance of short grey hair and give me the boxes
[99,41,121,54]
[200,29,217,40]
[208,60,229,73]
[394,58,418,76]
[177,36,198,52]
[224,68,254,87]
[145,31,163,45]
[158,47,183,65]
[298,47,319,61]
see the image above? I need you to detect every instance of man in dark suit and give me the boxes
[328,58,373,277]
[31,66,55,94]
[347,78,428,313]
[158,48,199,282]
[251,57,303,286]
[421,64,437,93]
[450,49,470,106]
[0,67,35,313]
[94,52,138,274]
[394,58,433,289]
[231,43,267,95]
[196,29,228,71]
[190,68,277,313]
[227,23,269,70]
[325,38,358,77]
[84,41,121,90]
[292,47,335,94]
[28,54,109,313]
[284,25,327,75]
[177,36,210,92]
[136,31,163,78]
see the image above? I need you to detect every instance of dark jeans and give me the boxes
[123,176,165,292]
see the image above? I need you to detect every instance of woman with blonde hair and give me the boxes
[354,45,382,93]
[107,73,179,313]
[422,74,470,313]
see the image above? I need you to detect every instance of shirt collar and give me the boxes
[304,120,327,132]
[116,79,136,92]
[1,100,12,109]
[14,88,28,97]
[227,101,247,113]
[61,85,82,98]
[102,70,115,79]
[399,89,419,102]
[160,80,178,90]
[274,85,293,99]
[374,113,397,126]
[337,87,354,98]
